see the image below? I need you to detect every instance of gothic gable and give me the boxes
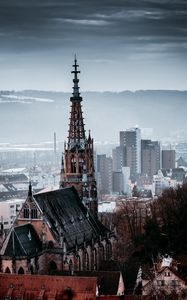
[18,184,42,221]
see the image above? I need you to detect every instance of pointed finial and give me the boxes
[88,129,91,141]
[70,56,82,101]
[61,152,64,171]
[60,152,65,188]
[0,216,4,234]
[28,181,32,197]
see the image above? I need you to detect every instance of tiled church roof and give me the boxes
[73,271,122,295]
[1,187,108,258]
[0,274,97,300]
[3,223,42,257]
[34,186,108,251]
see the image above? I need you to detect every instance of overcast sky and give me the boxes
[0,0,186,91]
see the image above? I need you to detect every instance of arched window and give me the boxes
[93,248,98,271]
[18,267,24,274]
[69,259,73,275]
[48,260,57,274]
[31,208,38,219]
[71,156,76,173]
[99,244,104,262]
[85,252,89,270]
[79,158,84,173]
[106,242,112,260]
[5,267,11,273]
[23,208,29,218]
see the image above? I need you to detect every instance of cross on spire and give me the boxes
[70,55,82,101]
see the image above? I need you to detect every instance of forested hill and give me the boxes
[0,90,186,144]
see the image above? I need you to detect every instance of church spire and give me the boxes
[28,181,32,197]
[68,57,85,148]
[70,55,82,101]
[60,57,98,216]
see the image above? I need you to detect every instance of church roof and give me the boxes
[3,223,42,257]
[1,187,108,258]
[74,271,123,295]
[0,274,97,300]
[34,186,108,251]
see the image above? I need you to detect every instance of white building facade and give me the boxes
[0,199,24,229]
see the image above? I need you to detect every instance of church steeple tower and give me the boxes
[60,57,98,216]
[68,56,85,150]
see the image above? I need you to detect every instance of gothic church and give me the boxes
[0,58,114,275]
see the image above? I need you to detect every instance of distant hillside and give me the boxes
[0,90,186,144]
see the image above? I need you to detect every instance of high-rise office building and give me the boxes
[120,128,141,179]
[112,171,123,194]
[112,146,126,171]
[141,140,160,178]
[96,154,112,195]
[162,150,176,170]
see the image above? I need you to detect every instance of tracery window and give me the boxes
[71,156,76,173]
[31,208,38,219]
[23,208,29,218]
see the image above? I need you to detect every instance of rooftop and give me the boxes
[34,187,108,251]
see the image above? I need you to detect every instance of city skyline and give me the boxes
[0,0,186,91]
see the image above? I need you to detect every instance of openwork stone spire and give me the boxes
[60,57,98,216]
[68,56,85,149]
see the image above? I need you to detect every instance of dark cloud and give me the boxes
[0,0,186,48]
[0,0,186,90]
